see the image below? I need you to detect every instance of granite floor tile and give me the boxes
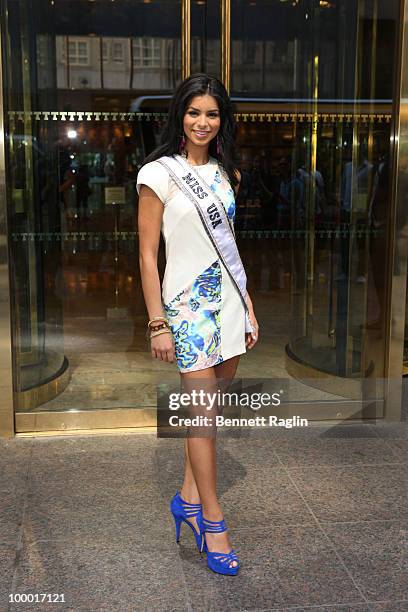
[286,464,408,522]
[232,422,380,442]
[0,438,33,454]
[156,439,315,529]
[0,545,17,611]
[220,466,316,529]
[24,481,175,545]
[13,536,189,612]
[30,432,156,459]
[367,422,408,465]
[272,437,402,468]
[0,439,32,493]
[218,437,281,469]
[181,525,366,611]
[29,450,158,488]
[155,444,187,499]
[158,440,323,529]
[155,437,282,501]
[369,602,408,611]
[322,521,408,602]
[261,605,372,611]
[0,489,25,546]
[375,439,408,462]
[369,422,408,440]
[0,463,29,496]
[29,433,160,488]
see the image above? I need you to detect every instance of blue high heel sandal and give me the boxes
[170,491,205,553]
[202,517,240,575]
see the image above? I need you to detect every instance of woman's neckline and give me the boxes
[178,155,215,168]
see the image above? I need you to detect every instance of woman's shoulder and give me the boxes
[136,158,170,201]
[138,158,168,172]
[137,158,171,181]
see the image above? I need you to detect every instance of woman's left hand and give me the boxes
[245,306,259,349]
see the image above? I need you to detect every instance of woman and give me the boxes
[137,73,259,575]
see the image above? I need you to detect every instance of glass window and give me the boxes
[230,0,400,410]
[2,0,181,429]
[68,39,90,66]
[190,0,221,79]
[113,41,124,64]
[102,40,108,63]
[133,37,161,68]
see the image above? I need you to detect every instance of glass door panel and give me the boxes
[231,0,400,411]
[3,0,181,427]
[191,0,221,79]
[404,280,408,377]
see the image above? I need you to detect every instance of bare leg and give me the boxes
[178,439,201,536]
[180,355,240,503]
[180,440,200,502]
[179,356,240,566]
[214,354,240,388]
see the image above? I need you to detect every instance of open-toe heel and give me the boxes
[170,491,205,553]
[202,517,240,575]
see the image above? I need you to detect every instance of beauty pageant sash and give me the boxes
[157,154,254,333]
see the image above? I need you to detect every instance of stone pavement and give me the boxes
[1,422,408,611]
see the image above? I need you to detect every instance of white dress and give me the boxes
[137,155,247,373]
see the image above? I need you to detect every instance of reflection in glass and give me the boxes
[3,0,181,413]
[405,280,408,377]
[231,0,400,404]
[231,0,398,99]
[191,0,221,79]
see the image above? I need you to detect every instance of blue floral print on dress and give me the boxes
[164,260,223,371]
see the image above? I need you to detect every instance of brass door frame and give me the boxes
[182,0,191,79]
[0,16,14,438]
[221,0,231,91]
[384,0,408,419]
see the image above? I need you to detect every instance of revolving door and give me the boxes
[0,0,406,436]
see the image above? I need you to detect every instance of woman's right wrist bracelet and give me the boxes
[148,316,168,329]
[148,322,169,332]
[150,328,172,339]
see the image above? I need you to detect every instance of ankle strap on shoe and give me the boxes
[177,492,202,516]
[202,517,227,533]
[177,492,202,507]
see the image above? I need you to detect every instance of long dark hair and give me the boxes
[141,73,239,188]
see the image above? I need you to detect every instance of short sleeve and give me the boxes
[136,161,169,205]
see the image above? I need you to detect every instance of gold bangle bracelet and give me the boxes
[148,322,169,332]
[150,328,172,339]
[145,325,170,340]
[148,316,168,329]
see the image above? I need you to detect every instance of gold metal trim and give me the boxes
[182,0,190,79]
[384,0,408,419]
[16,427,156,438]
[7,225,384,244]
[285,343,371,402]
[15,401,380,436]
[15,408,157,433]
[221,0,231,92]
[6,110,393,124]
[0,18,15,438]
[15,359,70,411]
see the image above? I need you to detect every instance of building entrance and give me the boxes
[0,0,405,434]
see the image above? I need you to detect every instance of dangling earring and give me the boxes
[179,134,187,158]
[216,135,221,156]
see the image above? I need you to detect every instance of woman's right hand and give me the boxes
[150,331,175,363]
